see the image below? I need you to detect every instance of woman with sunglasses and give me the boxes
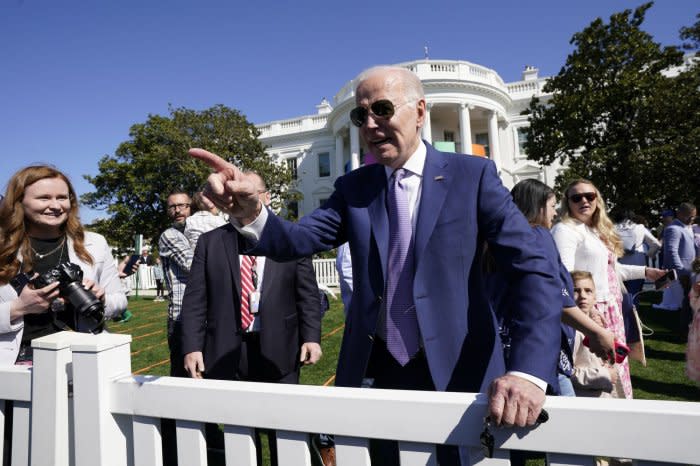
[552,179,665,399]
[497,179,617,466]
[0,165,127,366]
[505,180,616,394]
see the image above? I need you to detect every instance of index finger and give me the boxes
[189,148,233,172]
[487,385,505,425]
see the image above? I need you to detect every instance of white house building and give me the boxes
[256,59,565,217]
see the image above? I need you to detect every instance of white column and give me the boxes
[459,104,473,154]
[488,111,502,171]
[350,125,360,170]
[335,133,345,175]
[31,332,75,466]
[70,332,133,466]
[421,103,433,143]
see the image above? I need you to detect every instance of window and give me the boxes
[517,128,528,156]
[318,152,330,177]
[475,133,490,158]
[443,131,455,142]
[286,158,298,180]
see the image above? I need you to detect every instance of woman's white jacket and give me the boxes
[0,232,126,365]
[552,219,646,302]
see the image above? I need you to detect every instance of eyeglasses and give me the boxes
[350,99,414,127]
[167,203,191,212]
[568,192,597,203]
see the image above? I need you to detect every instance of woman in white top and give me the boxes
[0,165,126,366]
[613,210,661,296]
[552,179,665,399]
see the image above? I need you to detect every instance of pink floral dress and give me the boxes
[687,292,700,383]
[603,251,633,399]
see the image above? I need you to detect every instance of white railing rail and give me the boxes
[312,258,339,287]
[1,331,699,466]
[124,259,339,292]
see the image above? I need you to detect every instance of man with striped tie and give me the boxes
[180,171,322,466]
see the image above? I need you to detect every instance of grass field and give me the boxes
[108,290,700,401]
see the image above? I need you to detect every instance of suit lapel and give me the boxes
[258,259,276,311]
[415,146,451,266]
[222,225,242,300]
[367,168,390,283]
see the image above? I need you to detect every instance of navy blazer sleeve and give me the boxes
[476,165,561,383]
[181,233,210,355]
[295,257,322,344]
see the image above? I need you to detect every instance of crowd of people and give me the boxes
[1,65,699,466]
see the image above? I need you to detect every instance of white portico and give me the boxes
[256,59,565,217]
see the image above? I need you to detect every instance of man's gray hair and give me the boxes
[354,65,425,102]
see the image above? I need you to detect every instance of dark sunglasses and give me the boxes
[350,99,412,127]
[568,192,597,203]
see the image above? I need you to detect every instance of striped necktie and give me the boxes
[240,255,257,330]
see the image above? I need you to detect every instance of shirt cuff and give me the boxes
[506,371,548,392]
[229,205,268,241]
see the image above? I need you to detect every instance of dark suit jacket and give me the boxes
[181,224,321,381]
[246,143,561,393]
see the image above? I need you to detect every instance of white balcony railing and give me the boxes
[1,331,698,466]
[333,60,510,105]
[256,114,329,139]
[124,259,339,292]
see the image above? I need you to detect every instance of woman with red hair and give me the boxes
[0,165,126,365]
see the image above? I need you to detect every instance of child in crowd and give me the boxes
[570,271,619,398]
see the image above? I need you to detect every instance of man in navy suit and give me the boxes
[180,172,322,466]
[181,172,322,383]
[189,66,561,461]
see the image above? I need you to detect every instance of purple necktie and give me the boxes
[385,168,420,366]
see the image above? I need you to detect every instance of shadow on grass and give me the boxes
[630,375,698,401]
[643,347,687,362]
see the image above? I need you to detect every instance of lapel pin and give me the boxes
[434,175,445,181]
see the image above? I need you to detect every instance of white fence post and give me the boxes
[334,436,371,466]
[276,431,311,466]
[10,401,31,466]
[30,334,76,466]
[0,366,32,466]
[175,420,207,466]
[70,332,133,466]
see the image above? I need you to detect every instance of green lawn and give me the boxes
[631,291,699,402]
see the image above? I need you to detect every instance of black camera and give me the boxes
[28,262,105,333]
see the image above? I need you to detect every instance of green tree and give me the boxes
[82,105,296,250]
[524,3,700,217]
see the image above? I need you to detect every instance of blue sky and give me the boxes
[0,0,695,223]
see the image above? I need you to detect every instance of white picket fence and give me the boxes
[1,332,698,466]
[124,259,340,292]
